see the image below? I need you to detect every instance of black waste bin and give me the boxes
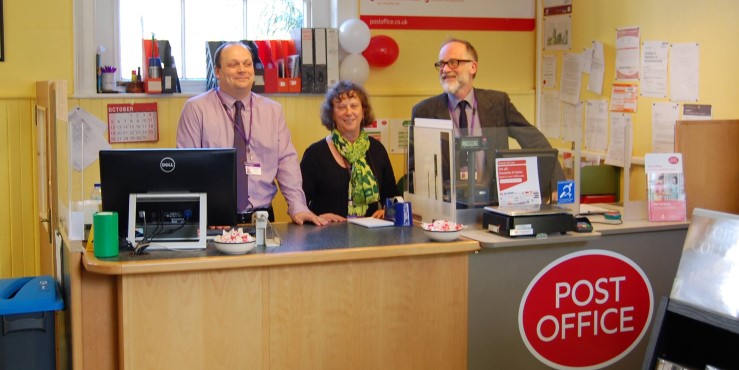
[0,275,63,370]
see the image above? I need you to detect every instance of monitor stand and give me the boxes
[128,192,207,249]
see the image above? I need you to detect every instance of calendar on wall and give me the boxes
[107,102,159,143]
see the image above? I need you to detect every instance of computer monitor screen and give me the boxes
[99,148,237,238]
[493,148,559,205]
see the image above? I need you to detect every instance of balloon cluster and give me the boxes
[338,19,400,85]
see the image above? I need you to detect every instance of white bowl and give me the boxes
[214,241,256,255]
[420,220,464,242]
[423,229,462,242]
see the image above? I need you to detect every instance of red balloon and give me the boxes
[362,35,399,68]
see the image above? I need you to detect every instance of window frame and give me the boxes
[74,0,350,96]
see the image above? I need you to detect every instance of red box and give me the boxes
[580,195,616,204]
[288,78,301,93]
[277,78,289,93]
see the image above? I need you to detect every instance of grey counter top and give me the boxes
[83,222,480,275]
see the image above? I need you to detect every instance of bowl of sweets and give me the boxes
[213,228,256,254]
[420,220,465,242]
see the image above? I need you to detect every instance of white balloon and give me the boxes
[339,19,371,54]
[339,54,370,85]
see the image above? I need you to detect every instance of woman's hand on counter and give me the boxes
[370,209,385,219]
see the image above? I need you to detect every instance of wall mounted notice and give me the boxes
[615,26,641,81]
[681,104,712,120]
[365,118,408,154]
[359,0,534,31]
[107,102,159,143]
[542,0,572,51]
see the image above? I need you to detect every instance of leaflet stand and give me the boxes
[127,193,207,249]
[404,119,458,223]
[620,123,647,221]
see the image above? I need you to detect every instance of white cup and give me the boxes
[101,73,116,92]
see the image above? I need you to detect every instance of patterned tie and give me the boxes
[458,100,468,131]
[233,101,249,211]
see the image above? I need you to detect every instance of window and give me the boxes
[74,0,348,95]
[120,0,304,80]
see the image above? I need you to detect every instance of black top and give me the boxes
[301,136,400,217]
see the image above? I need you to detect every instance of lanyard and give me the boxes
[447,94,478,135]
[216,89,253,147]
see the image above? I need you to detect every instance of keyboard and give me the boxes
[206,228,225,237]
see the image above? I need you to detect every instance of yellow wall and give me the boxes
[0,0,74,98]
[0,99,37,277]
[0,0,75,277]
[554,0,739,199]
[363,31,535,94]
[1,0,738,278]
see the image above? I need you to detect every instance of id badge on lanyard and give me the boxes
[244,148,262,175]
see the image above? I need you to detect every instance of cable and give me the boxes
[590,219,624,225]
[141,243,201,252]
[132,211,151,255]
[133,209,192,255]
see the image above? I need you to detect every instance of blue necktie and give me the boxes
[233,101,249,211]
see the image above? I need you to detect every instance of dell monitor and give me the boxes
[99,148,237,246]
[492,148,560,205]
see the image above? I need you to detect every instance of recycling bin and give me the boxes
[0,275,63,370]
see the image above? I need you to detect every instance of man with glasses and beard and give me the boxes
[411,38,564,201]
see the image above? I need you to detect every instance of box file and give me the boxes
[291,28,315,93]
[313,28,328,93]
[326,28,340,89]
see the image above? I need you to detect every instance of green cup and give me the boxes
[93,211,119,258]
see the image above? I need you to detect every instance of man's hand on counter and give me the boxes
[291,211,329,226]
[318,213,347,223]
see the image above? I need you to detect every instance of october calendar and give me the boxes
[107,102,159,143]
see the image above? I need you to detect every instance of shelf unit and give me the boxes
[642,297,739,370]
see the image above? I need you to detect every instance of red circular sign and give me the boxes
[519,250,653,369]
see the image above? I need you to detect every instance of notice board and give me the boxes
[675,119,739,217]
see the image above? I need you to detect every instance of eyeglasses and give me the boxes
[434,59,473,70]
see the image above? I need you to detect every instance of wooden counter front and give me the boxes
[77,223,479,370]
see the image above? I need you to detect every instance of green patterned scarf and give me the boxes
[332,129,379,216]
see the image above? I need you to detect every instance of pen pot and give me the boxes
[101,72,116,92]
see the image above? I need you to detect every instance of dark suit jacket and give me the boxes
[411,88,565,202]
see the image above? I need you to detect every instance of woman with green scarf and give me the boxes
[301,81,400,222]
